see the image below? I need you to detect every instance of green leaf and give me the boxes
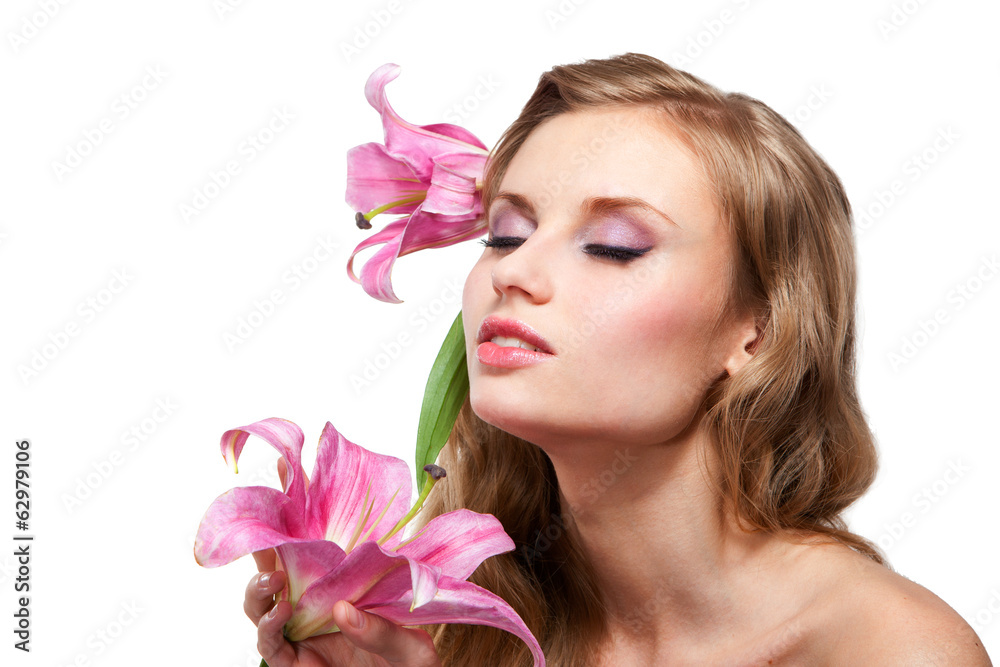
[415,310,469,492]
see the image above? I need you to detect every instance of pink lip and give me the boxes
[476,316,555,354]
[475,315,555,368]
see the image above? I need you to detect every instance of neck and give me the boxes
[540,408,798,650]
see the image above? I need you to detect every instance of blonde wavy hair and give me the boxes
[421,52,886,666]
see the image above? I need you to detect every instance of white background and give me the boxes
[2,0,998,664]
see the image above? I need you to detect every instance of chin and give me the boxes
[470,387,543,439]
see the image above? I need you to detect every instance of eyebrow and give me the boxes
[491,191,680,228]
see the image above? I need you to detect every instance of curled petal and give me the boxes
[397,509,514,581]
[193,486,306,567]
[364,64,488,180]
[407,558,441,611]
[346,218,410,304]
[347,208,487,304]
[305,422,412,549]
[422,152,488,216]
[220,418,307,512]
[365,575,546,667]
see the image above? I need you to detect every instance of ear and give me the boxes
[722,310,763,377]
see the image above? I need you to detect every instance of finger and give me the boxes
[252,547,276,572]
[334,601,440,666]
[245,570,286,624]
[258,600,297,667]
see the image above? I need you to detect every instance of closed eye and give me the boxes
[583,244,652,262]
[479,236,651,263]
[479,236,523,250]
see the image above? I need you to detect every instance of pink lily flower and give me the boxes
[346,63,491,304]
[193,418,545,666]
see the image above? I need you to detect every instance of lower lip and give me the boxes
[476,342,554,368]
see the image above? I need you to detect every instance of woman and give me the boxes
[245,53,991,665]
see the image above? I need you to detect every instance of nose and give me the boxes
[489,234,553,304]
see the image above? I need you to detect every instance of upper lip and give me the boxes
[476,315,555,355]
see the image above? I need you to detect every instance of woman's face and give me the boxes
[462,106,756,453]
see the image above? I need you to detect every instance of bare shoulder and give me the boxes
[798,542,993,666]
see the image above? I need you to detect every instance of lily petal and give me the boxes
[364,575,546,667]
[419,122,490,152]
[407,558,442,611]
[220,418,307,511]
[422,152,488,216]
[396,509,514,581]
[273,540,347,608]
[345,217,410,303]
[305,422,412,549]
[347,208,488,304]
[364,64,488,180]
[194,486,306,567]
[346,142,424,215]
[284,540,411,640]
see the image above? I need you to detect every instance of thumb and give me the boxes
[334,600,440,666]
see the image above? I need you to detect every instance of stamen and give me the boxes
[424,464,446,481]
[393,524,429,551]
[354,486,402,546]
[356,191,428,229]
[344,482,374,553]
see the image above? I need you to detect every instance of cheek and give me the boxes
[462,259,488,311]
[590,277,720,379]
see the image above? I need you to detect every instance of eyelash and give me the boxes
[479,236,651,263]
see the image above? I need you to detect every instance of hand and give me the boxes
[241,461,442,667]
[245,565,441,667]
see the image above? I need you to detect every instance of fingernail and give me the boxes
[259,573,272,589]
[266,605,278,621]
[346,603,364,630]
